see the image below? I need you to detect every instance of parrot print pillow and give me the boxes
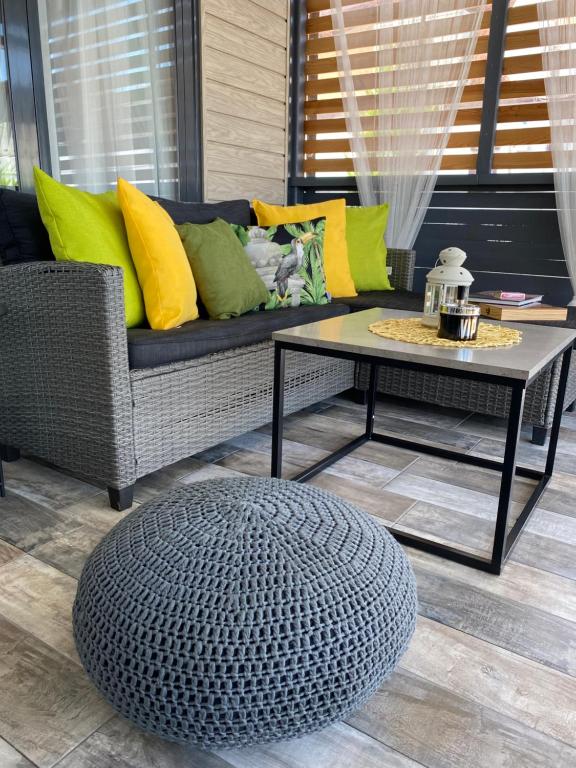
[230,217,330,310]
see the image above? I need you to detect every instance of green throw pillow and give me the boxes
[346,204,393,293]
[33,167,144,327]
[177,218,269,320]
[231,217,330,310]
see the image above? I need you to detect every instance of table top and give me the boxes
[272,308,576,382]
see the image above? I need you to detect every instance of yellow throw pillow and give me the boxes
[117,178,199,330]
[252,198,357,298]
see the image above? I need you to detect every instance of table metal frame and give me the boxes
[271,339,573,575]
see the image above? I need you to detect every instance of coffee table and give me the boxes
[271,308,576,574]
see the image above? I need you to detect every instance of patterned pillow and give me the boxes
[230,217,330,310]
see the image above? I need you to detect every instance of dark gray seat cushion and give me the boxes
[127,303,350,369]
[0,189,53,266]
[0,190,251,266]
[151,196,251,226]
[334,289,424,313]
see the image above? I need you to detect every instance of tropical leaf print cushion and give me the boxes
[230,217,330,310]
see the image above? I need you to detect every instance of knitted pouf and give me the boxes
[73,477,417,748]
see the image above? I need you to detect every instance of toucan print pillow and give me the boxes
[230,217,330,310]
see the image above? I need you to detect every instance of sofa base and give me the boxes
[0,445,20,462]
[345,387,368,406]
[130,341,354,481]
[531,426,549,446]
[355,355,576,432]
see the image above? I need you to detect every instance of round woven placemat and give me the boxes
[368,317,522,348]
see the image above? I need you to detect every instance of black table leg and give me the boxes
[271,342,286,479]
[491,383,526,573]
[269,339,573,573]
[545,346,573,477]
[0,459,4,498]
[503,346,573,565]
[365,363,378,438]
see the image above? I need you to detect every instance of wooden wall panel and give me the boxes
[298,183,572,306]
[201,0,289,203]
[206,173,285,204]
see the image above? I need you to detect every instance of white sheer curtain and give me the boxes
[38,0,178,196]
[330,0,485,249]
[539,0,576,305]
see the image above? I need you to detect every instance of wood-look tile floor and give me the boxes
[1,394,575,767]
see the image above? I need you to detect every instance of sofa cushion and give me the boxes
[118,178,198,330]
[34,168,146,327]
[334,290,424,313]
[231,217,330,310]
[152,196,251,226]
[127,303,350,369]
[0,188,53,266]
[252,198,357,299]
[346,204,392,292]
[177,219,269,320]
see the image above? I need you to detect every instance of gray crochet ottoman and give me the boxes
[73,477,417,748]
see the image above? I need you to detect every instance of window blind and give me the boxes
[38,0,177,195]
[303,0,491,176]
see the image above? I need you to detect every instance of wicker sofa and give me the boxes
[0,251,410,509]
[0,265,352,509]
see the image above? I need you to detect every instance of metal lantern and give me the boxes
[422,247,474,327]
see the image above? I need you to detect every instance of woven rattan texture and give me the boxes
[73,478,417,747]
[0,262,135,487]
[356,358,562,427]
[0,261,353,490]
[387,249,415,291]
[368,318,522,348]
[130,343,354,478]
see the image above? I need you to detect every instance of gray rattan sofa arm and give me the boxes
[387,248,416,291]
[0,261,136,489]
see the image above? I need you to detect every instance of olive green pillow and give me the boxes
[33,166,145,327]
[177,218,269,320]
[346,204,393,293]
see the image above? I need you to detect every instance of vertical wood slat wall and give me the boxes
[201,0,290,202]
[303,1,557,176]
[494,1,552,171]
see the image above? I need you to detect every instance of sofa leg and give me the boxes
[108,486,134,511]
[345,387,368,405]
[531,426,549,446]
[0,445,20,462]
[567,400,576,413]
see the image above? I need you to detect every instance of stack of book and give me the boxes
[468,291,568,322]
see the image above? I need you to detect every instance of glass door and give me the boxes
[0,0,18,188]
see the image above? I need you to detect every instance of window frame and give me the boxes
[1,0,204,200]
[2,0,50,192]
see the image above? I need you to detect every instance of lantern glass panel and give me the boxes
[424,283,442,316]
